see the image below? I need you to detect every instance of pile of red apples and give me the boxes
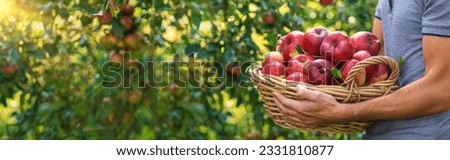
[261,27,390,86]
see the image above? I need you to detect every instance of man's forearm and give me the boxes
[343,35,450,122]
[344,74,450,122]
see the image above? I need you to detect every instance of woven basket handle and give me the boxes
[343,56,400,102]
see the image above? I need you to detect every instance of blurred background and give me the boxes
[0,0,377,140]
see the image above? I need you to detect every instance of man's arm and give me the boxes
[273,35,450,128]
[372,18,385,55]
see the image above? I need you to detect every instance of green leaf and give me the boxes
[8,49,20,62]
[190,14,202,28]
[37,103,58,114]
[398,57,405,66]
[111,21,125,38]
[331,67,342,79]
[33,50,47,59]
[44,44,58,56]
[197,49,209,59]
[296,44,304,54]
[0,96,6,107]
[268,33,278,48]
[224,49,235,64]
[79,36,88,47]
[185,43,200,55]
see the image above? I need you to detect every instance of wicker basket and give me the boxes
[248,56,400,133]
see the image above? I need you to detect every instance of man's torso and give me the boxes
[364,0,450,140]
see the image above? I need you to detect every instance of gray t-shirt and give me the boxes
[364,0,450,140]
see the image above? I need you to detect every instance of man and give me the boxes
[273,0,450,139]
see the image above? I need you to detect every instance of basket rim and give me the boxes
[249,55,400,102]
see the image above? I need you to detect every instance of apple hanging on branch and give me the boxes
[96,11,113,24]
[226,62,241,75]
[120,16,134,30]
[124,33,142,50]
[109,51,123,66]
[100,34,119,50]
[120,4,135,15]
[262,12,276,26]
[128,91,143,104]
[320,0,334,6]
[1,64,19,77]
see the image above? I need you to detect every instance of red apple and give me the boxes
[286,54,315,75]
[320,0,334,6]
[100,34,119,49]
[102,111,115,125]
[97,12,113,24]
[353,50,372,61]
[320,31,355,64]
[1,64,19,77]
[286,72,307,82]
[262,61,286,77]
[262,12,276,26]
[262,51,284,67]
[304,59,333,85]
[120,16,134,30]
[367,64,390,85]
[226,62,241,75]
[302,27,328,56]
[124,33,141,50]
[279,31,304,60]
[109,51,122,65]
[340,59,366,86]
[128,91,143,104]
[244,132,263,140]
[350,31,381,56]
[353,50,377,75]
[121,112,134,124]
[169,84,180,95]
[119,4,135,15]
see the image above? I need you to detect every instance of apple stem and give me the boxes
[276,34,283,52]
[276,34,283,41]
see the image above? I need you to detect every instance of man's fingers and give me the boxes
[296,85,321,101]
[273,92,323,129]
[274,92,317,112]
[297,85,333,102]
[273,96,309,129]
[273,92,305,110]
[273,96,298,117]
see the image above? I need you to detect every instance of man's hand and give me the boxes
[273,85,348,129]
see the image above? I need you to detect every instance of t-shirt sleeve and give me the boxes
[375,0,382,19]
[422,0,450,37]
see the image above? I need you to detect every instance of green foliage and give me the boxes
[0,0,377,140]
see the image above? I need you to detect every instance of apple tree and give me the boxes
[0,0,377,140]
